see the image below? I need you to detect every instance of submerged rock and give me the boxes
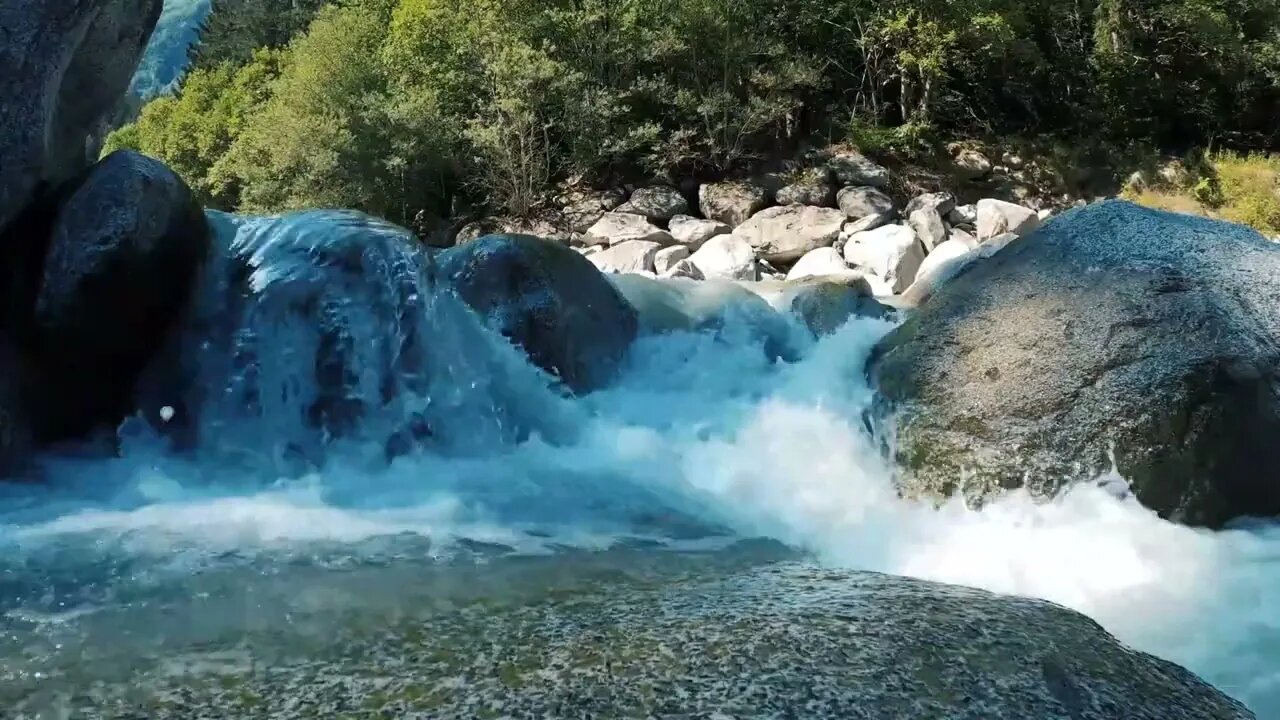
[872,201,1280,527]
[54,558,1252,719]
[784,280,893,336]
[437,234,638,393]
[23,150,208,442]
[0,0,163,234]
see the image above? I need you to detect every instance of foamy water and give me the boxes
[2,282,1278,713]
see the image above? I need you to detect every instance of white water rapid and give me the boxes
[1,212,1277,715]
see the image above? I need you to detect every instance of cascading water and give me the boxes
[1,212,1278,715]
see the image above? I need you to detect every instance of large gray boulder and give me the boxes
[784,280,893,336]
[0,0,163,235]
[93,559,1254,718]
[733,205,845,264]
[872,201,1280,528]
[437,234,638,393]
[615,185,688,222]
[699,181,769,228]
[22,150,208,442]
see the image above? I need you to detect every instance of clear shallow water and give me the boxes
[2,276,1278,715]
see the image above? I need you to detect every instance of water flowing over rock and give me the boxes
[872,201,1280,528]
[437,233,638,394]
[0,0,163,235]
[78,559,1251,719]
[22,150,208,442]
[734,205,845,264]
[784,280,892,336]
[699,181,770,228]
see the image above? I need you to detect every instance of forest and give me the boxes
[106,0,1280,231]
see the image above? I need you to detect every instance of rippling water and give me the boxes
[1,224,1278,715]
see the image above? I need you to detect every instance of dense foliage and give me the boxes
[108,0,1280,226]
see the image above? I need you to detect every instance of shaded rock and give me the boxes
[584,212,674,247]
[842,212,894,237]
[0,337,31,476]
[954,148,993,179]
[588,240,662,274]
[786,247,858,283]
[838,186,895,220]
[872,201,1280,528]
[699,181,769,228]
[653,245,690,275]
[908,208,948,252]
[438,233,638,393]
[784,280,893,336]
[688,234,759,281]
[19,150,208,442]
[615,186,689,222]
[0,0,163,235]
[844,224,924,294]
[948,203,978,226]
[669,214,730,250]
[661,258,704,280]
[563,200,606,234]
[776,170,835,207]
[829,150,890,187]
[906,192,957,218]
[734,205,845,264]
[977,199,1040,240]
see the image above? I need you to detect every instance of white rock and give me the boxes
[901,240,979,306]
[699,181,770,228]
[589,240,662,274]
[615,185,689,221]
[585,212,675,247]
[688,234,760,281]
[907,208,947,252]
[837,186,895,219]
[669,214,730,250]
[948,227,979,250]
[1001,151,1025,170]
[575,245,601,256]
[1038,208,1054,221]
[976,199,1040,241]
[843,224,925,294]
[947,204,978,226]
[653,245,691,275]
[828,150,890,187]
[786,247,861,283]
[979,232,1021,258]
[733,205,845,264]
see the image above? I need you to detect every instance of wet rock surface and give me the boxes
[872,201,1280,527]
[2,552,1251,719]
